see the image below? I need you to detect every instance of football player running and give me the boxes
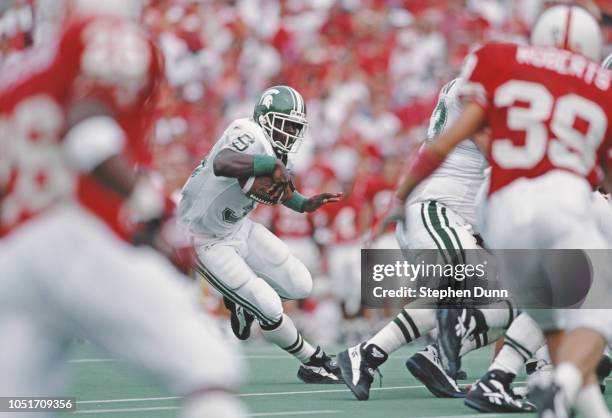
[0,1,246,417]
[178,85,343,383]
[336,77,519,402]
[393,5,612,418]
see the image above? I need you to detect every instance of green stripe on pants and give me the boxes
[194,262,277,326]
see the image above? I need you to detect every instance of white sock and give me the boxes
[489,345,525,375]
[490,313,545,374]
[367,308,435,354]
[575,384,611,418]
[459,327,506,356]
[261,314,316,363]
[555,363,583,404]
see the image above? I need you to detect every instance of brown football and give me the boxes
[238,175,290,205]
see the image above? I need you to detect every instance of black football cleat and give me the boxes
[297,346,342,384]
[596,353,612,393]
[465,370,536,413]
[406,344,466,398]
[436,308,487,377]
[223,297,254,340]
[337,343,387,400]
[455,369,468,380]
[436,309,464,377]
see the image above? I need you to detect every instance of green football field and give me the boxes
[60,341,609,418]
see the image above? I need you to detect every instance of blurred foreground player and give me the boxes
[466,105,612,413]
[394,5,612,418]
[179,85,343,383]
[0,1,246,417]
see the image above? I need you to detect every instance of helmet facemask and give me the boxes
[260,111,308,154]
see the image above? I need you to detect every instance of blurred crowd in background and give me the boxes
[2,0,611,343]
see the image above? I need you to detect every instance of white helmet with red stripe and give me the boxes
[531,5,602,61]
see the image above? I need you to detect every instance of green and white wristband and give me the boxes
[284,192,308,213]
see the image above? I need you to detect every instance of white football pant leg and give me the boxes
[398,201,480,251]
[484,172,612,335]
[244,221,313,300]
[283,237,321,275]
[0,206,245,409]
[194,221,285,326]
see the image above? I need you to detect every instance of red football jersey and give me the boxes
[459,43,612,195]
[271,205,314,239]
[0,16,161,238]
[354,174,396,230]
[315,195,363,244]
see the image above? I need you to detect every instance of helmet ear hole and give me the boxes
[259,115,267,125]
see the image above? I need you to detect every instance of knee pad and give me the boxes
[241,278,283,325]
[283,256,312,299]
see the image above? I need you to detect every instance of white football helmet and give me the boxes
[531,5,602,61]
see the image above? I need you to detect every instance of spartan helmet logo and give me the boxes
[260,89,280,109]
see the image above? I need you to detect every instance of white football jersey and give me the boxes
[407,78,489,228]
[178,118,280,237]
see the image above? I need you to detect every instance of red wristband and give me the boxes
[407,146,444,181]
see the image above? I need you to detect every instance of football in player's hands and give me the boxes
[238,175,292,205]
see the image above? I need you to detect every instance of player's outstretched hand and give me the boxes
[267,160,291,200]
[303,192,343,212]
